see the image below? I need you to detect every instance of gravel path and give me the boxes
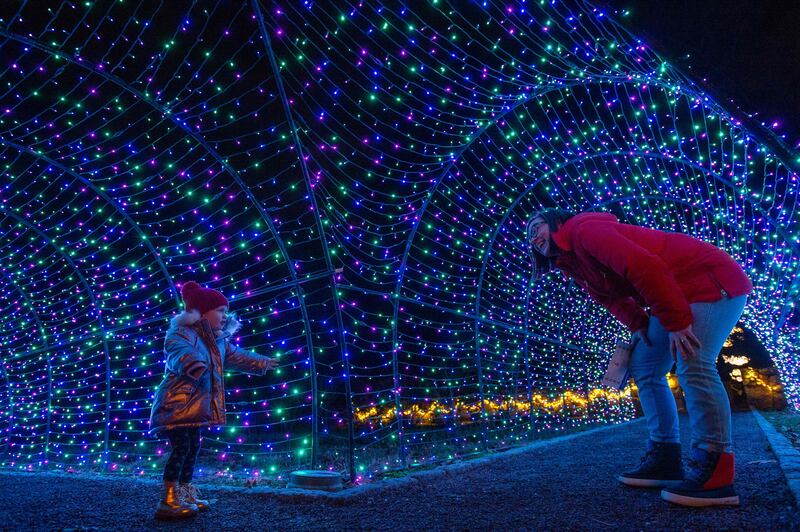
[1,411,798,531]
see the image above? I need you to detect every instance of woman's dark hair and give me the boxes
[526,208,575,277]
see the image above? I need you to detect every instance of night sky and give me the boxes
[604,0,797,367]
[604,0,800,151]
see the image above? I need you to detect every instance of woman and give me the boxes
[527,209,752,507]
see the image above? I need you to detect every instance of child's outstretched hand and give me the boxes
[265,357,278,370]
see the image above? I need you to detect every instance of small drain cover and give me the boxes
[287,470,343,492]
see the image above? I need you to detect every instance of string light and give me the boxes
[0,1,796,482]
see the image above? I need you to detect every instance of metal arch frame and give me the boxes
[0,28,325,466]
[383,76,639,455]
[0,7,796,471]
[0,207,114,467]
[251,0,353,476]
[0,362,10,458]
[0,269,50,464]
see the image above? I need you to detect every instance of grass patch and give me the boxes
[760,409,800,451]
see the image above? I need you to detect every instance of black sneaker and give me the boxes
[661,447,739,507]
[618,440,683,488]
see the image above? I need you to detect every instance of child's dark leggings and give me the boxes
[162,427,201,483]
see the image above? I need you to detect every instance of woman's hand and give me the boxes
[669,326,701,360]
[265,357,279,370]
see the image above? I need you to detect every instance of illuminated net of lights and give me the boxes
[0,1,797,481]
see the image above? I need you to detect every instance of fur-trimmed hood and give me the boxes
[169,309,242,338]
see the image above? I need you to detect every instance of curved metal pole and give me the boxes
[251,0,353,476]
[388,76,635,462]
[391,77,628,373]
[522,272,536,438]
[0,269,52,466]
[0,362,11,459]
[475,324,488,452]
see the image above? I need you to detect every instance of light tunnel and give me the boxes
[0,1,797,480]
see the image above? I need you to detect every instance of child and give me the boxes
[149,281,277,520]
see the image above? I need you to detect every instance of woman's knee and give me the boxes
[676,357,720,381]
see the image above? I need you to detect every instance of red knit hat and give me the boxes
[180,281,228,314]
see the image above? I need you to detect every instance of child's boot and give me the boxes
[661,447,739,507]
[154,481,198,520]
[180,483,211,511]
[618,439,683,487]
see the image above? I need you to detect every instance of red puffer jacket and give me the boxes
[551,212,752,332]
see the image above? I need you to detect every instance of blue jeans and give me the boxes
[628,296,747,453]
